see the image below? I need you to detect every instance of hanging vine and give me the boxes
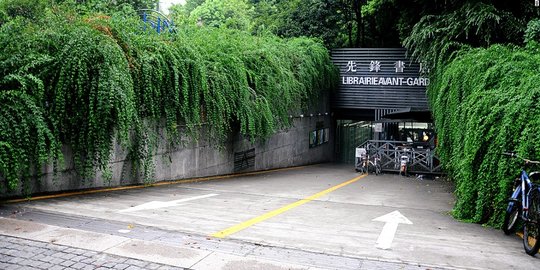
[0,4,337,195]
[428,42,540,226]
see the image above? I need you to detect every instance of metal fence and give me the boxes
[358,140,443,174]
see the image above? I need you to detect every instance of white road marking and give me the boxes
[118,193,219,213]
[372,210,413,250]
[117,229,131,233]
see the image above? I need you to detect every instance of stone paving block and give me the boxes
[31,241,49,248]
[49,257,65,265]
[41,249,56,256]
[156,266,185,270]
[0,254,13,262]
[49,265,66,270]
[80,257,96,264]
[20,259,35,266]
[125,258,149,267]
[4,263,19,270]
[83,264,96,270]
[61,253,77,260]
[32,253,47,261]
[51,251,66,258]
[111,257,127,264]
[146,262,164,270]
[37,262,54,269]
[60,259,76,267]
[70,248,87,255]
[7,256,24,264]
[64,247,77,253]
[113,263,130,270]
[86,250,99,257]
[71,262,88,269]
[71,255,88,262]
[102,261,118,268]
[28,260,44,268]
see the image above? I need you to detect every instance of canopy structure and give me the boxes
[381,107,432,122]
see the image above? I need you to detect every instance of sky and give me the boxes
[159,0,185,14]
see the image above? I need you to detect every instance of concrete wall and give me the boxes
[0,116,334,199]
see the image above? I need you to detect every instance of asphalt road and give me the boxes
[1,163,538,269]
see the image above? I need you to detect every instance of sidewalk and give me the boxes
[0,234,185,270]
[0,214,444,270]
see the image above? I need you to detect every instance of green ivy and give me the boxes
[428,43,540,226]
[0,90,59,192]
[0,5,337,195]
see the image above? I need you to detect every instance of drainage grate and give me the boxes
[234,148,255,172]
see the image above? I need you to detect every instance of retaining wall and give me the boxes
[0,116,334,199]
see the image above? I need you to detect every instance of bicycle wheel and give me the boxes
[502,200,521,235]
[523,188,540,256]
[375,163,381,175]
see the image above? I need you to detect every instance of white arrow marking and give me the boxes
[372,210,412,250]
[118,193,219,213]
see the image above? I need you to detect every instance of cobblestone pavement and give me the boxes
[0,235,188,270]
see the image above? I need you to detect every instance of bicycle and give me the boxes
[371,152,382,175]
[355,151,381,175]
[501,152,540,256]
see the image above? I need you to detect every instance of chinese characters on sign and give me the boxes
[345,61,357,72]
[341,60,430,87]
[344,60,426,74]
[394,61,405,73]
[370,61,381,72]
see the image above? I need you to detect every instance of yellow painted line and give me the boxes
[1,165,312,204]
[211,174,368,238]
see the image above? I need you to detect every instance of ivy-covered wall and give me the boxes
[429,41,540,226]
[0,115,334,199]
[0,5,338,197]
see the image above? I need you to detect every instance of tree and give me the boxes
[67,0,158,13]
[402,1,539,67]
[249,0,279,34]
[271,0,345,47]
[187,0,255,31]
[0,0,48,22]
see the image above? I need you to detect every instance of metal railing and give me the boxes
[358,140,443,174]
[139,9,176,34]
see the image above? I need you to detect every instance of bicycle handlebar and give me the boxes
[502,152,540,164]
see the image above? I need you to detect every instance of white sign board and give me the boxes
[356,148,366,158]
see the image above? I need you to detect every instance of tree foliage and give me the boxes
[0,2,337,194]
[68,0,158,13]
[525,19,540,44]
[403,1,529,70]
[189,0,254,31]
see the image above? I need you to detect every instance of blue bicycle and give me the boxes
[502,152,540,256]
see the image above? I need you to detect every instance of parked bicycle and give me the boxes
[501,152,540,256]
[355,149,381,175]
[371,153,382,175]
